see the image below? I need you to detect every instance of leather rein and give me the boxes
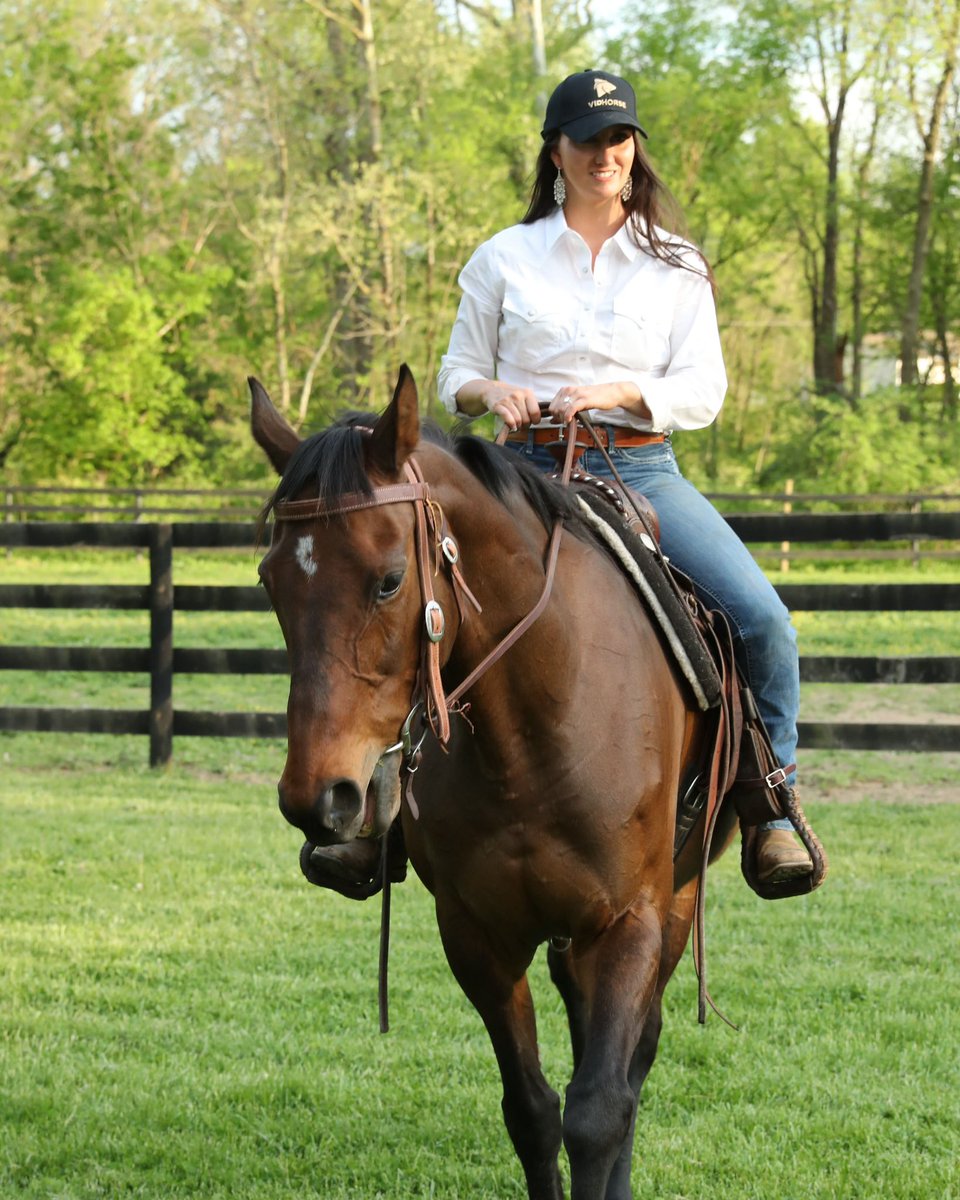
[272,431,580,1033]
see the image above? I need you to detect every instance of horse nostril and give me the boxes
[277,778,364,842]
[325,778,364,832]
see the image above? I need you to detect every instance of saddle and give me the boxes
[568,471,828,903]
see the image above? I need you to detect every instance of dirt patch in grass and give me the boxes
[801,749,960,805]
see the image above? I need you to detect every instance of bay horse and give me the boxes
[250,365,736,1200]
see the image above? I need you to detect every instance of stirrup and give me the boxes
[740,789,828,900]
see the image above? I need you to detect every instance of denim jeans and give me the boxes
[506,436,800,808]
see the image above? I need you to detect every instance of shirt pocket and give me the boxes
[610,295,673,372]
[499,288,568,371]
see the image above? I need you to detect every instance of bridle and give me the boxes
[271,427,582,776]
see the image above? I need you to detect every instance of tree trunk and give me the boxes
[529,0,548,111]
[851,93,884,404]
[935,312,957,420]
[269,129,292,413]
[899,18,959,386]
[813,93,846,395]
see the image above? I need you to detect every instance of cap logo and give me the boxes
[593,78,617,98]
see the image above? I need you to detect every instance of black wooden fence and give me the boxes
[1,514,958,766]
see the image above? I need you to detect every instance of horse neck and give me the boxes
[424,445,567,697]
[428,448,556,610]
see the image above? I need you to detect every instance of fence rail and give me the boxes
[1,517,958,764]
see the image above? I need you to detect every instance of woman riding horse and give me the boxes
[308,68,812,895]
[253,364,735,1200]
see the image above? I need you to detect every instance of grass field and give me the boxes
[1,547,959,1197]
[2,756,959,1199]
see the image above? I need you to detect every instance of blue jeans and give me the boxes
[507,437,800,806]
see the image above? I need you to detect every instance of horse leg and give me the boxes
[552,901,666,1200]
[601,880,699,1200]
[435,894,564,1200]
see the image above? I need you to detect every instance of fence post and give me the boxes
[780,478,794,573]
[149,524,174,767]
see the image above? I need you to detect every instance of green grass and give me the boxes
[2,548,959,1196]
[1,758,958,1199]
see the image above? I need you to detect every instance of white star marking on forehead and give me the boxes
[295,535,318,578]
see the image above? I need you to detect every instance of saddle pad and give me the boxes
[575,492,722,711]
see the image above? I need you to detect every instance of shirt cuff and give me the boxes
[638,373,725,432]
[437,366,486,415]
[637,375,672,432]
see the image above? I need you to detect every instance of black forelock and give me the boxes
[259,412,377,527]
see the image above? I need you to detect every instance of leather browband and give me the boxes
[273,482,430,521]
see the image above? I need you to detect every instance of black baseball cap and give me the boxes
[541,70,648,142]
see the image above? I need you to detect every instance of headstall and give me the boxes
[271,428,581,780]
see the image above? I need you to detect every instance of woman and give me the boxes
[438,68,812,885]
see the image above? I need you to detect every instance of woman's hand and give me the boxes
[456,379,541,430]
[547,381,650,424]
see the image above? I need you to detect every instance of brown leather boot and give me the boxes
[755,827,814,885]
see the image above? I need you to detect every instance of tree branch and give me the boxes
[297,279,359,424]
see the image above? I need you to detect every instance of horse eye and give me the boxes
[377,570,405,601]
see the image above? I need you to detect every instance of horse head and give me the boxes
[251,366,434,848]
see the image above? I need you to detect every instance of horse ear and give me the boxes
[249,377,300,475]
[367,364,420,477]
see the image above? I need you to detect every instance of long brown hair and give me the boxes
[521,132,715,290]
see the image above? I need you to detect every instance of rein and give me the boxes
[508,416,746,1028]
[271,422,739,1032]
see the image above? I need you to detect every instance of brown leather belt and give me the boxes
[506,425,667,449]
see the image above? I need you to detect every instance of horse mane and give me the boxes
[259,412,591,542]
[448,429,588,535]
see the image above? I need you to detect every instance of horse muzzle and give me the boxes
[277,748,403,846]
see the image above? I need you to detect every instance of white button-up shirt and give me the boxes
[438,208,727,432]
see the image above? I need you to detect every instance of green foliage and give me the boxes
[760,386,960,493]
[13,265,213,483]
[0,0,957,488]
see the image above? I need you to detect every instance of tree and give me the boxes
[0,1,225,482]
[897,0,960,386]
[738,0,898,396]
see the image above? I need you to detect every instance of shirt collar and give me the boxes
[612,220,640,261]
[542,207,569,253]
[541,208,641,261]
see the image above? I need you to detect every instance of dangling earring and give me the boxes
[553,169,566,206]
[620,176,633,203]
